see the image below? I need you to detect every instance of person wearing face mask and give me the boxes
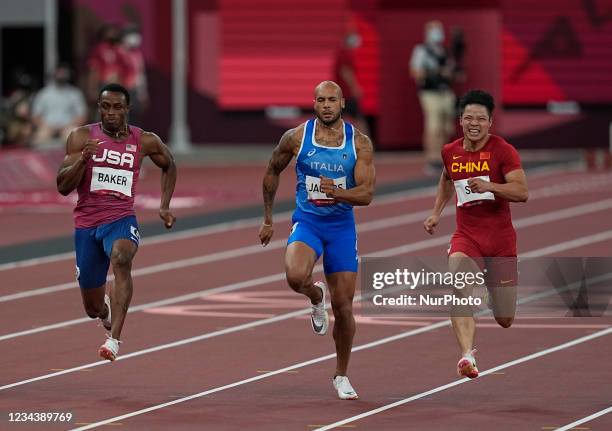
[410,20,458,174]
[121,25,149,125]
[31,65,87,147]
[87,24,130,107]
[334,30,370,137]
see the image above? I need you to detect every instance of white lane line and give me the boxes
[3,239,609,393]
[523,229,612,257]
[67,328,612,431]
[370,198,612,258]
[0,305,311,391]
[0,214,289,272]
[0,209,433,340]
[0,272,287,342]
[2,197,611,341]
[4,174,612,303]
[312,328,612,431]
[0,184,436,272]
[0,277,443,392]
[0,216,288,270]
[65,327,446,431]
[1,168,608,271]
[0,240,282,303]
[0,208,437,304]
[553,406,612,431]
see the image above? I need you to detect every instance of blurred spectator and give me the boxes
[450,26,468,114]
[87,24,129,106]
[334,30,370,136]
[410,20,457,173]
[1,70,36,148]
[31,64,86,148]
[121,24,149,124]
[450,26,467,81]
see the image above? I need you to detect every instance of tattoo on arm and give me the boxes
[262,129,297,223]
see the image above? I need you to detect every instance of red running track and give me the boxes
[0,167,611,431]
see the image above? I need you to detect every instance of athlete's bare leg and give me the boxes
[449,252,481,355]
[80,284,108,320]
[490,285,516,328]
[109,239,138,340]
[487,256,517,327]
[285,241,322,304]
[325,271,357,377]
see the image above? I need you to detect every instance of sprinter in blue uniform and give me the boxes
[259,81,376,400]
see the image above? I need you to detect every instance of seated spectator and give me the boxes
[2,70,35,148]
[31,65,86,148]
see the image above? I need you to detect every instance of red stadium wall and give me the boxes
[190,1,219,101]
[502,0,612,105]
[218,0,347,109]
[347,2,381,115]
[69,0,611,147]
[191,0,380,113]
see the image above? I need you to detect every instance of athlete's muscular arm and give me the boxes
[56,127,101,196]
[141,132,177,229]
[259,127,300,246]
[424,168,455,235]
[320,133,375,206]
[468,169,528,202]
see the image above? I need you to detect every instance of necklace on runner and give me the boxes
[317,119,343,133]
[101,124,128,139]
[317,119,344,146]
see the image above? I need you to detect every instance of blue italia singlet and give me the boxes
[295,119,357,217]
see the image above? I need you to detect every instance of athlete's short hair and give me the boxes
[459,89,495,117]
[98,83,130,106]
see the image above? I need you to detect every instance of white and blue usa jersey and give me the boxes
[295,119,357,216]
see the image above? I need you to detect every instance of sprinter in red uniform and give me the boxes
[56,83,177,361]
[423,89,528,378]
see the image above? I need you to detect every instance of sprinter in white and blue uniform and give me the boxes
[291,117,358,272]
[259,81,376,400]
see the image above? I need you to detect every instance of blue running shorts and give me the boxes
[74,215,140,289]
[287,208,358,274]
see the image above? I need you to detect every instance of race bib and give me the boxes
[453,176,494,207]
[90,166,133,197]
[306,175,346,206]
